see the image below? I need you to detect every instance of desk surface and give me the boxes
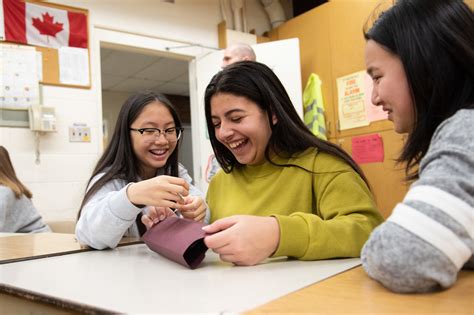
[0,232,140,264]
[0,234,472,314]
[248,266,473,314]
[0,243,360,313]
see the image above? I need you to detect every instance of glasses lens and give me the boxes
[140,128,182,142]
[170,128,182,142]
[162,128,181,142]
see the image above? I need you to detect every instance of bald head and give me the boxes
[221,43,256,69]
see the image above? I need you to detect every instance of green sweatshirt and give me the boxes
[206,148,383,260]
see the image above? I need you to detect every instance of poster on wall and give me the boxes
[58,46,90,85]
[336,70,387,130]
[351,133,384,164]
[0,44,39,109]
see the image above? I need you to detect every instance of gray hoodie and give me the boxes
[0,186,51,233]
[362,109,474,293]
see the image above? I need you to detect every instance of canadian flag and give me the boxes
[2,0,87,49]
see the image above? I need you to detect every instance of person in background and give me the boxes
[76,91,208,249]
[361,0,473,293]
[206,43,258,182]
[221,42,256,69]
[0,146,50,233]
[201,61,383,266]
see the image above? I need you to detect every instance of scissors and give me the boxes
[172,193,184,218]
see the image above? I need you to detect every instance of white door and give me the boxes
[189,38,302,192]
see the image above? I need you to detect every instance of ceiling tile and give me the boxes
[109,78,166,93]
[154,81,189,96]
[134,58,188,81]
[101,74,126,90]
[173,72,189,85]
[101,50,158,77]
[100,48,114,62]
[100,48,189,97]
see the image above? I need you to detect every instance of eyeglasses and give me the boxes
[130,127,183,142]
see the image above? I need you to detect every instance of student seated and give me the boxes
[0,146,50,233]
[193,61,382,266]
[76,91,208,249]
[361,0,473,293]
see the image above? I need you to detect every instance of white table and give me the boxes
[0,243,360,313]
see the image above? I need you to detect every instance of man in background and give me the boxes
[221,43,256,69]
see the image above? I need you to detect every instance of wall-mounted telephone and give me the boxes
[28,105,57,132]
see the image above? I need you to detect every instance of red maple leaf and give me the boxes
[32,12,64,37]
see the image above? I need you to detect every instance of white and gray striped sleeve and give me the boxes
[361,109,474,293]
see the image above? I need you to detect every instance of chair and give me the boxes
[46,220,76,234]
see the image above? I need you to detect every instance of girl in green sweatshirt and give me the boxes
[202,61,383,266]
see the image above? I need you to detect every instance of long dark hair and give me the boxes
[0,146,32,198]
[78,91,182,217]
[204,61,369,186]
[364,0,474,180]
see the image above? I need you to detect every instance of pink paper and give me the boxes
[142,216,208,269]
[351,134,384,164]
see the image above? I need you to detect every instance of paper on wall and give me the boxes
[0,44,40,109]
[58,46,89,86]
[351,133,384,164]
[337,70,387,130]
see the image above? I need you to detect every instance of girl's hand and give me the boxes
[141,206,175,230]
[202,215,280,266]
[127,175,189,209]
[179,196,207,223]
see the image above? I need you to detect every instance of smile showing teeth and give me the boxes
[150,149,166,155]
[228,139,245,149]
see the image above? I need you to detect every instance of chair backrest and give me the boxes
[46,220,76,234]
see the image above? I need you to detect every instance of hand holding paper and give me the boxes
[203,215,280,266]
[141,206,175,229]
[179,195,207,223]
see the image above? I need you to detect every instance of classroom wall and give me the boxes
[0,1,224,222]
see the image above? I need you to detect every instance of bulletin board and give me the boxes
[1,0,90,89]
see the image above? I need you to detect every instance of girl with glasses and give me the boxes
[76,91,208,249]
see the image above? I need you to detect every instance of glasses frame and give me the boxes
[130,127,183,142]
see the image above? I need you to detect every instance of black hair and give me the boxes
[204,61,369,185]
[364,0,474,180]
[78,91,182,218]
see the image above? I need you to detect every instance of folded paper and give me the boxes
[142,216,208,269]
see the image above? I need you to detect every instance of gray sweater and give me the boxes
[75,164,208,250]
[361,109,473,293]
[0,186,51,233]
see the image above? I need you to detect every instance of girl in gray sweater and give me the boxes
[362,0,473,293]
[0,146,50,233]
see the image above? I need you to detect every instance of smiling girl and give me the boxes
[361,0,473,293]
[76,91,208,249]
[201,61,383,266]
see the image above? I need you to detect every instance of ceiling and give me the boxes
[100,47,190,96]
